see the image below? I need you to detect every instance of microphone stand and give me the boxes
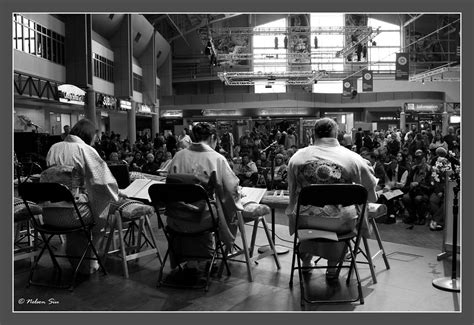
[258,145,289,255]
[432,171,460,292]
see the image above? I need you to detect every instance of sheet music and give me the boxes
[122,179,164,201]
[240,187,267,205]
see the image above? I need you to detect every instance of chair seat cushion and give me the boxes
[368,203,387,219]
[241,202,271,221]
[14,197,42,222]
[114,199,155,219]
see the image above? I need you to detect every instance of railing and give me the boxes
[13,72,60,101]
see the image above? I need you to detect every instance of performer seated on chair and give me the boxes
[44,119,126,274]
[165,122,245,275]
[285,118,378,281]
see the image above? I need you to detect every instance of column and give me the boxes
[442,103,449,135]
[85,88,97,127]
[128,101,136,144]
[399,105,406,132]
[152,105,160,137]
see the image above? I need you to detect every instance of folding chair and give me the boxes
[14,197,41,262]
[148,183,230,291]
[18,182,107,291]
[104,163,163,278]
[289,184,368,306]
[218,206,281,282]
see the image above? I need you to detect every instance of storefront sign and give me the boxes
[58,84,86,105]
[405,103,443,113]
[395,53,409,80]
[202,109,240,117]
[379,116,399,121]
[119,99,132,110]
[96,93,117,110]
[137,103,152,114]
[160,110,183,118]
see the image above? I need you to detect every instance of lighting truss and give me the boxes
[409,65,460,82]
[217,70,328,86]
[217,51,335,61]
[335,27,380,58]
[205,26,378,36]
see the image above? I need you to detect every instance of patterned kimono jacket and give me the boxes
[286,137,378,236]
[45,134,119,223]
[167,142,244,246]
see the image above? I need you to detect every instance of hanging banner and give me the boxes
[343,77,356,97]
[288,14,311,66]
[362,70,373,91]
[395,53,409,80]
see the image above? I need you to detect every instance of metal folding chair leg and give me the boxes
[369,217,391,270]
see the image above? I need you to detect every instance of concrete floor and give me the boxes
[13,210,460,312]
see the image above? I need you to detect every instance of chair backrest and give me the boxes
[148,183,211,206]
[148,183,217,230]
[297,184,368,208]
[19,182,75,204]
[108,164,131,189]
[296,184,368,236]
[18,182,89,229]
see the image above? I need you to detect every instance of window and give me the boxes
[310,13,344,93]
[133,73,143,92]
[253,18,287,93]
[311,13,345,72]
[93,53,114,82]
[367,18,401,72]
[12,14,65,65]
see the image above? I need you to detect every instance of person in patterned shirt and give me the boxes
[286,118,378,281]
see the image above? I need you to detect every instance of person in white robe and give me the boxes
[44,119,120,274]
[286,118,378,279]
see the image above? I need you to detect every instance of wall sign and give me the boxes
[119,99,132,110]
[160,110,183,118]
[405,103,443,113]
[96,93,117,110]
[58,84,86,105]
[137,103,152,114]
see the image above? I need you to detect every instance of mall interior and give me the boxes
[12,13,463,313]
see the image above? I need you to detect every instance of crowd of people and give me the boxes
[91,120,460,232]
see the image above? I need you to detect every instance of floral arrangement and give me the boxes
[431,151,461,185]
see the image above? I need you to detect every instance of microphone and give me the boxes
[260,141,278,153]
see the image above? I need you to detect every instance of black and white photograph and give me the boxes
[4,1,473,322]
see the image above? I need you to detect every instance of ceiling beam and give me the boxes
[403,14,424,27]
[169,14,242,42]
[166,14,191,47]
